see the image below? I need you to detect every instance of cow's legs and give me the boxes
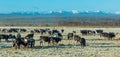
[5,38,8,42]
[30,42,32,48]
[32,41,35,48]
[81,42,85,48]
[72,37,76,46]
[48,42,50,46]
[18,44,20,49]
[56,42,59,46]
[40,40,44,48]
[30,41,34,48]
[68,37,71,44]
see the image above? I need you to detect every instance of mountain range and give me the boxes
[0,10,119,16]
[0,10,119,26]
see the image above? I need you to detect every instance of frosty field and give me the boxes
[0,27,120,57]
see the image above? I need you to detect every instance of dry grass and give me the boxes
[0,26,120,57]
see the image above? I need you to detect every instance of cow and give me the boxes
[40,36,62,47]
[25,31,35,48]
[74,35,81,43]
[80,38,86,48]
[25,31,34,39]
[80,30,95,35]
[73,35,86,48]
[67,33,74,44]
[51,37,62,46]
[40,36,52,46]
[100,32,115,40]
[13,37,28,49]
[40,32,62,47]
[27,38,35,48]
[100,32,109,38]
[0,34,16,42]
[40,29,46,35]
[48,30,52,36]
[34,29,40,33]
[2,29,8,33]
[52,29,59,35]
[20,29,27,32]
[61,29,64,33]
[45,28,50,31]
[25,34,34,39]
[109,32,116,39]
[13,37,35,49]
[8,28,19,33]
[96,30,103,34]
[67,33,74,40]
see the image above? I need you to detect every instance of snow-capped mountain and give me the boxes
[0,10,119,16]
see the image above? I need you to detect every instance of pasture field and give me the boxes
[0,27,120,57]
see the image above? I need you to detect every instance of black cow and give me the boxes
[51,37,62,46]
[40,35,62,46]
[100,32,115,40]
[13,37,35,49]
[52,32,62,45]
[48,30,52,36]
[27,38,35,48]
[20,29,27,32]
[40,29,46,35]
[80,30,95,35]
[25,33,34,39]
[52,30,59,35]
[0,34,16,42]
[40,36,52,46]
[34,29,40,33]
[24,33,35,48]
[109,32,115,39]
[80,38,86,48]
[8,28,19,33]
[13,37,27,49]
[96,30,103,34]
[61,29,64,33]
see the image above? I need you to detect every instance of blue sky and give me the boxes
[0,0,120,13]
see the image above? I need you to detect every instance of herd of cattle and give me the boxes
[0,28,118,49]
